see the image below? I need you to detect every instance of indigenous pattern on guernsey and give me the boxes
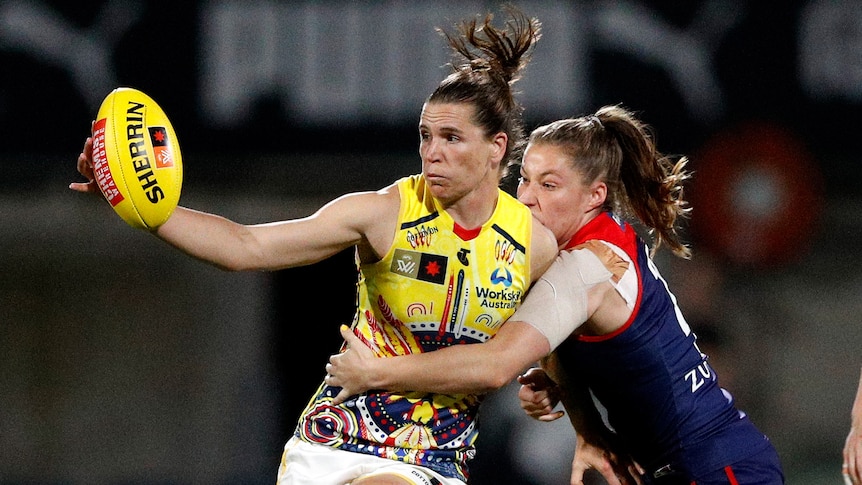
[294,174,533,481]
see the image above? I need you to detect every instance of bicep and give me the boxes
[249,189,398,270]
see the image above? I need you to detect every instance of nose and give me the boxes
[517,183,535,206]
[421,137,442,163]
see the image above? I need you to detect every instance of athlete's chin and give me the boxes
[429,186,461,207]
[427,180,450,195]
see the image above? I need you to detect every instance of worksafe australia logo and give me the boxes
[392,249,447,284]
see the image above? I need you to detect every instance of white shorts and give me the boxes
[276,436,466,485]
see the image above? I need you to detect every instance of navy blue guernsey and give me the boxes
[555,212,772,479]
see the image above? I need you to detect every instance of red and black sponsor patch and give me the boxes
[392,249,448,284]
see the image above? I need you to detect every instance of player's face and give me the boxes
[418,102,505,206]
[517,143,604,247]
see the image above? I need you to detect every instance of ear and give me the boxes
[589,181,608,211]
[489,132,508,166]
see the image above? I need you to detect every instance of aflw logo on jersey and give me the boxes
[391,248,447,284]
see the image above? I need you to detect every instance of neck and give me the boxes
[561,210,603,249]
[444,183,499,230]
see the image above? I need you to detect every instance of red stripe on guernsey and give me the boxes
[453,222,481,241]
[689,467,741,485]
[438,274,455,337]
[566,213,643,342]
[725,465,740,485]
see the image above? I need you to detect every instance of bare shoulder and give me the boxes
[367,181,401,218]
[530,215,559,281]
[320,181,400,222]
[339,181,401,262]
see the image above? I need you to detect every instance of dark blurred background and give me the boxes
[2,0,861,483]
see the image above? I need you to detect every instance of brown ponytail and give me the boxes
[528,104,692,258]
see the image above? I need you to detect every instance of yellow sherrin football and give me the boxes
[91,87,183,230]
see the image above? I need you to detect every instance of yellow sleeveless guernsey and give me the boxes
[294,174,533,481]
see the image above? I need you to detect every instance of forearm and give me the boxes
[155,206,264,271]
[559,388,609,443]
[364,352,504,394]
[360,321,550,395]
[542,352,609,441]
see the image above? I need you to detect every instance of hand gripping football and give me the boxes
[91,87,183,230]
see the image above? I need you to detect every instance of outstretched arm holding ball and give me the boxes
[72,88,183,230]
[72,129,401,272]
[70,88,405,273]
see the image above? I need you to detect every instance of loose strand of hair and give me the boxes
[601,107,692,259]
[439,5,540,85]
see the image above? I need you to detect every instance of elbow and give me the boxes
[211,248,271,272]
[208,259,247,272]
[454,365,513,394]
[483,366,520,392]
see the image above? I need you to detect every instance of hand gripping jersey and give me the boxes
[555,212,775,480]
[294,174,533,481]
